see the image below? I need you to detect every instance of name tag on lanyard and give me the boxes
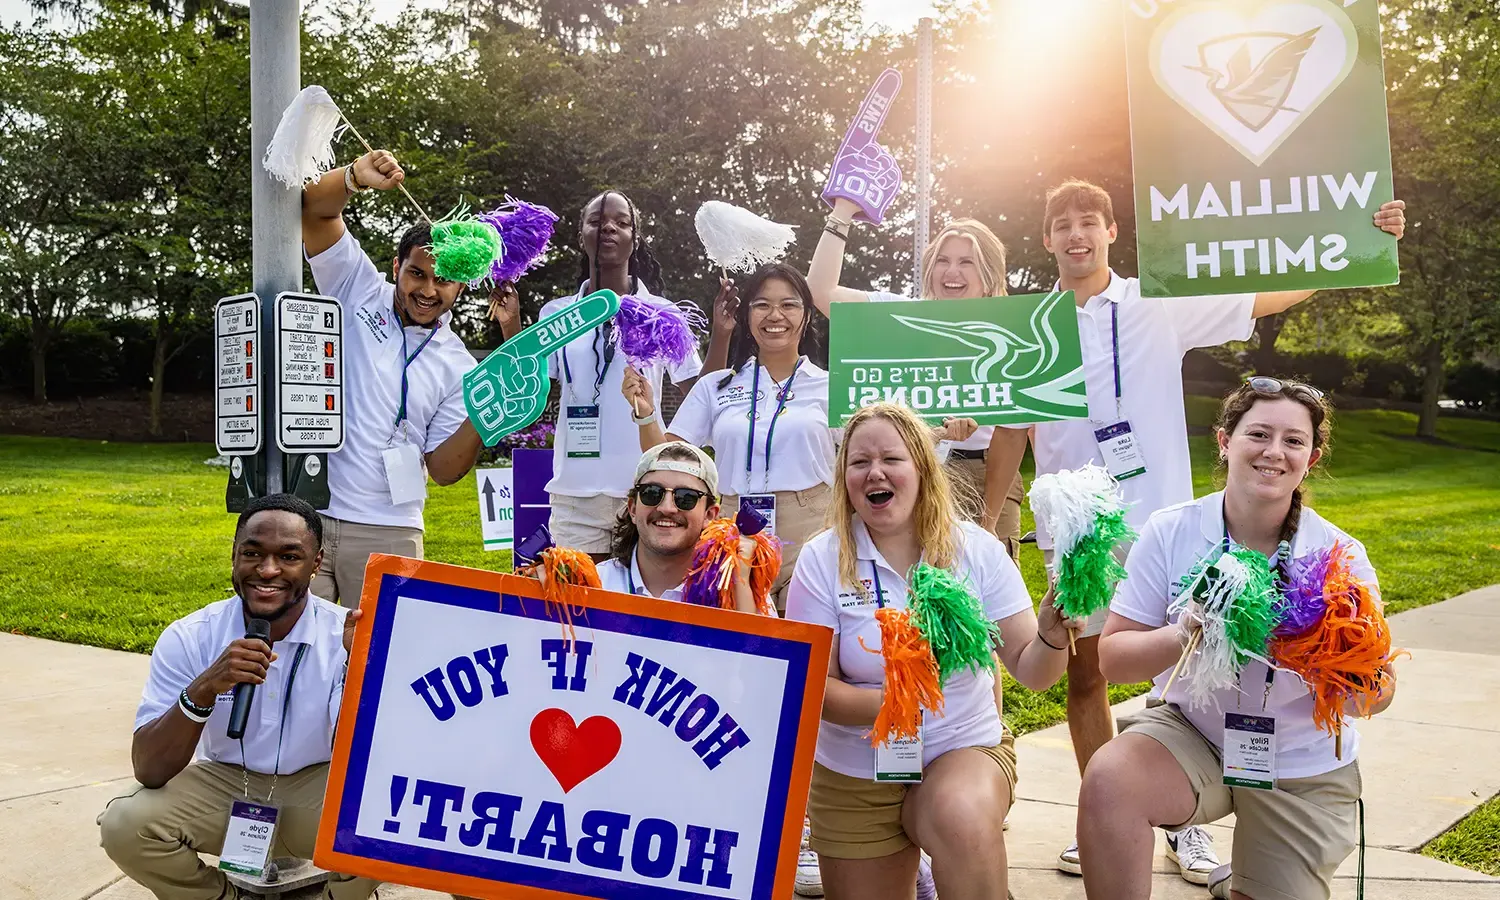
[220,801,279,877]
[746,359,802,500]
[386,320,439,505]
[741,494,777,535]
[562,324,615,460]
[1091,302,1147,481]
[874,722,924,783]
[1223,712,1277,790]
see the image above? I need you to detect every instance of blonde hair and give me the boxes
[830,403,970,593]
[920,219,1009,299]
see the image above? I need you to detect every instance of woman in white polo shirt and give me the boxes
[807,206,1027,558]
[785,402,1075,900]
[535,190,703,560]
[1080,379,1399,900]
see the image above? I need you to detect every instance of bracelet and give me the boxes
[823,223,850,240]
[632,409,658,426]
[825,212,854,229]
[1037,630,1066,652]
[344,166,368,195]
[178,687,214,722]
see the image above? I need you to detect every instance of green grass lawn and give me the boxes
[2,399,1498,740]
[1423,791,1500,876]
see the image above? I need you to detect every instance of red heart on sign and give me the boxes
[529,708,622,793]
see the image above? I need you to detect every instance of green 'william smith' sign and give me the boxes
[827,292,1088,427]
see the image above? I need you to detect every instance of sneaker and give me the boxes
[1165,825,1220,886]
[916,851,937,900]
[794,821,823,897]
[1207,862,1232,899]
[1056,839,1082,876]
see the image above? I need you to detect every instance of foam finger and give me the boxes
[839,68,903,153]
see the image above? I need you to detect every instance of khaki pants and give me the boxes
[313,515,423,608]
[721,483,832,613]
[98,761,377,900]
[548,493,629,555]
[947,456,1024,561]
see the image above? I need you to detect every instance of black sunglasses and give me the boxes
[1247,376,1324,400]
[634,483,709,511]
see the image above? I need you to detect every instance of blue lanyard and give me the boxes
[395,311,441,428]
[1110,301,1122,405]
[745,358,803,478]
[626,558,641,596]
[560,323,616,406]
[870,561,887,608]
[237,641,309,786]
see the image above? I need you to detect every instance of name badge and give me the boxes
[1094,420,1147,481]
[566,405,602,459]
[743,494,777,534]
[219,800,278,877]
[1222,712,1276,790]
[382,443,427,506]
[874,717,923,783]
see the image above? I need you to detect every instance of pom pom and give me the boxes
[1271,542,1407,739]
[1169,547,1279,710]
[262,85,346,188]
[537,546,601,645]
[907,563,999,682]
[694,201,797,272]
[615,294,707,369]
[859,607,942,745]
[1028,465,1136,620]
[1275,548,1333,638]
[478,197,559,284]
[430,216,505,285]
[683,518,780,616]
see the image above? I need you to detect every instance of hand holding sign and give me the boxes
[823,68,903,225]
[463,289,621,447]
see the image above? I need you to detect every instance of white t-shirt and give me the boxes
[542,282,703,499]
[1111,491,1375,779]
[597,552,686,602]
[135,595,349,775]
[306,231,476,530]
[868,290,992,454]
[668,357,835,496]
[785,518,1032,780]
[1016,272,1254,549]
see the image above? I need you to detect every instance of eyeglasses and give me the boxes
[1247,376,1324,400]
[634,483,709,511]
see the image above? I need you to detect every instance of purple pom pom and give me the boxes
[615,294,706,368]
[682,541,729,608]
[478,198,558,284]
[1276,547,1332,637]
[736,500,768,536]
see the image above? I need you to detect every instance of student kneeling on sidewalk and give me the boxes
[98,495,376,900]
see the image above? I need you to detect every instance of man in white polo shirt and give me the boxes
[300,150,485,606]
[598,442,720,600]
[986,179,1406,882]
[98,494,375,899]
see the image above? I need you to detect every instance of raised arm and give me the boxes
[807,198,874,316]
[1251,200,1408,318]
[302,150,405,258]
[702,278,738,373]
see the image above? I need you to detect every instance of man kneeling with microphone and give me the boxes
[99,494,375,899]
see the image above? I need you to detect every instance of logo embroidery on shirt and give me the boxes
[356,308,394,343]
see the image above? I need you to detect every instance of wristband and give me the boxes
[823,223,850,240]
[1037,630,1066,652]
[178,687,214,722]
[344,166,369,195]
[632,408,658,426]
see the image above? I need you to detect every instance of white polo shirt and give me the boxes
[668,358,835,496]
[306,231,476,530]
[1020,272,1254,549]
[1111,492,1375,779]
[542,281,703,499]
[598,552,686,602]
[134,595,349,776]
[786,519,1032,780]
[869,291,991,453]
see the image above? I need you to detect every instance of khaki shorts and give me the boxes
[946,457,1024,561]
[1118,704,1361,900]
[720,483,831,613]
[313,516,424,609]
[549,492,628,554]
[806,730,1018,860]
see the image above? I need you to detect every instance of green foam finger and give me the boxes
[463,289,621,447]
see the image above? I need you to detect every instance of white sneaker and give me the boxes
[1207,862,1232,898]
[916,851,937,900]
[794,821,823,897]
[1165,826,1220,886]
[1056,839,1082,876]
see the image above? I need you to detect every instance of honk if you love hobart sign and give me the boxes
[316,555,831,900]
[1125,0,1399,296]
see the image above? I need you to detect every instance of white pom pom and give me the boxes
[262,85,346,189]
[1168,551,1252,710]
[694,201,796,272]
[1027,463,1127,558]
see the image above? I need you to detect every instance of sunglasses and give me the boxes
[634,483,709,511]
[1247,376,1324,400]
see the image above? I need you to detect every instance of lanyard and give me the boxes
[1109,302,1123,418]
[394,311,441,429]
[560,323,616,406]
[1220,518,1283,702]
[626,557,641,596]
[238,642,309,802]
[870,561,887,608]
[746,358,803,486]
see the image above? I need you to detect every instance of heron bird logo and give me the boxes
[1186,28,1320,132]
[888,315,1041,383]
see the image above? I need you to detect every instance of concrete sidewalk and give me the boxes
[3,587,1497,900]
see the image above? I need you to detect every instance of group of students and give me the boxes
[96,144,1407,900]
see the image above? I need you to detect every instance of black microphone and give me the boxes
[227,618,272,740]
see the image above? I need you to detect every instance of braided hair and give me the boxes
[716,264,828,390]
[576,190,665,296]
[1216,381,1332,545]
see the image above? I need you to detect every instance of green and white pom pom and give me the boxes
[429,207,504,285]
[908,563,1000,682]
[1028,464,1136,620]
[1168,546,1280,710]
